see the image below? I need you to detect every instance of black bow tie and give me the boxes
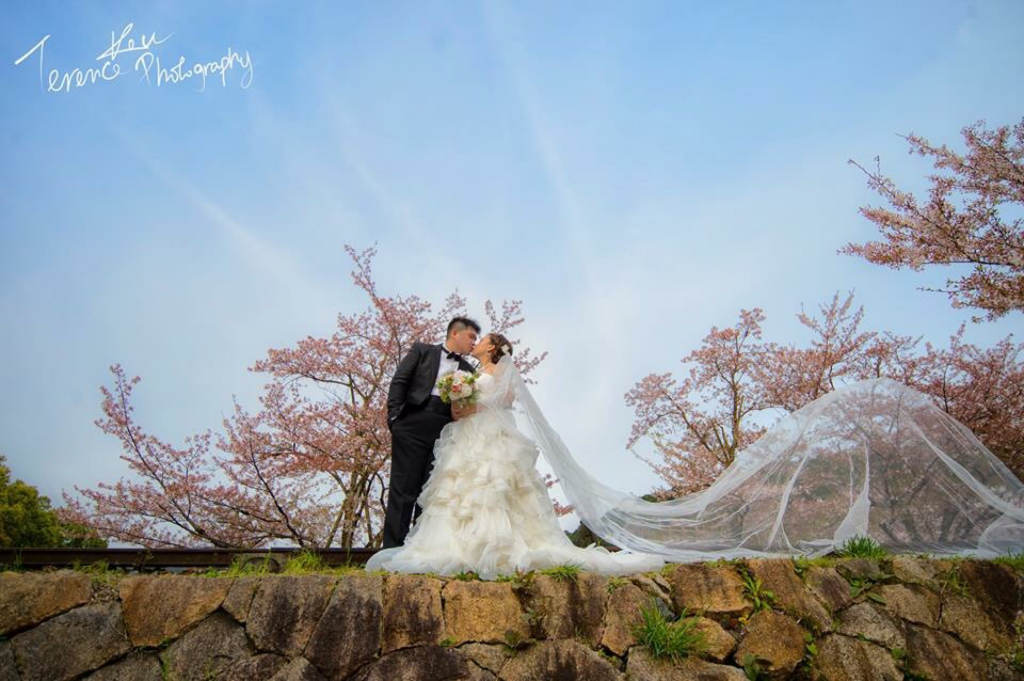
[445,350,462,362]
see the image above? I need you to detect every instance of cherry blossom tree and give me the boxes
[842,116,1024,323]
[627,290,1024,499]
[59,245,548,548]
[624,308,774,497]
[873,322,1024,477]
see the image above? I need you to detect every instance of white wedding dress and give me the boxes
[365,367,666,579]
[368,354,1024,568]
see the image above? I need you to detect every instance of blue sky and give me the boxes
[2,1,1022,535]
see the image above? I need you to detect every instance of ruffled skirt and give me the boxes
[365,409,665,579]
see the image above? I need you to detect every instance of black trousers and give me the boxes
[382,396,452,548]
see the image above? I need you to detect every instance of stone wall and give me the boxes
[0,557,1021,680]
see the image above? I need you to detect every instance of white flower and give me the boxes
[501,344,511,354]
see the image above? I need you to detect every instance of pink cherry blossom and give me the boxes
[842,116,1024,323]
[59,244,551,548]
[626,289,1023,499]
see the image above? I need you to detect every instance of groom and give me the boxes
[381,316,480,547]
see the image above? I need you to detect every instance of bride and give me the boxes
[365,333,666,578]
[368,332,1024,577]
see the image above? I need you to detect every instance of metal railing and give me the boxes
[0,547,378,571]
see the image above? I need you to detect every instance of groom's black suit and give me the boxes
[382,341,475,548]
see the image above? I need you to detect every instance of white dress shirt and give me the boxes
[430,343,461,397]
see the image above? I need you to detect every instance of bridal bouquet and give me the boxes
[437,370,480,407]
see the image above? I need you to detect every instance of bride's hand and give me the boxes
[452,402,477,420]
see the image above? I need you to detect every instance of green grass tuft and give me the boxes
[200,550,368,578]
[280,549,328,574]
[994,550,1024,572]
[539,563,583,583]
[792,555,836,577]
[71,558,110,574]
[607,576,629,593]
[70,558,126,587]
[631,601,707,663]
[502,628,533,654]
[219,553,276,577]
[496,569,536,589]
[836,535,888,559]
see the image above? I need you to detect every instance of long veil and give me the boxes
[488,355,1024,560]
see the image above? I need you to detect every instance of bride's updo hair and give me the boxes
[487,333,513,364]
